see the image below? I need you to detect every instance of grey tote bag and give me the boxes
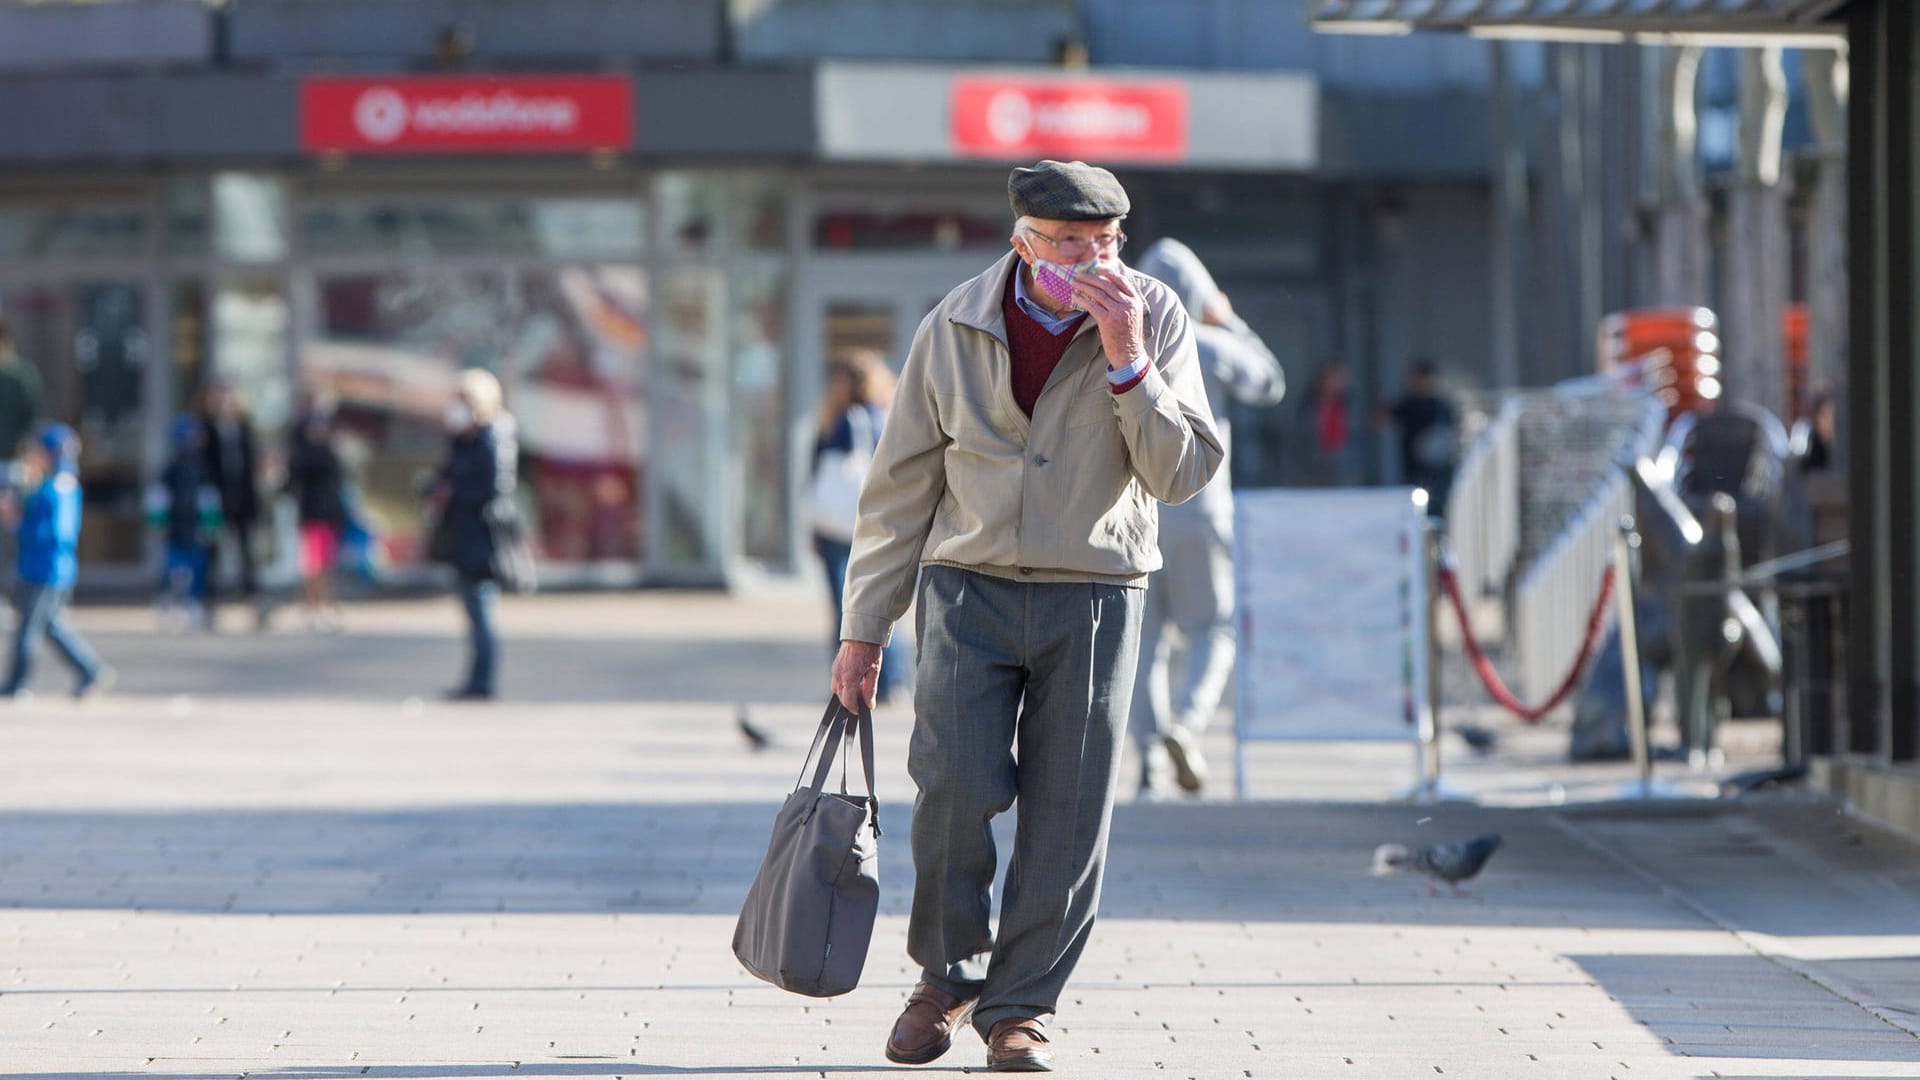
[732,699,882,997]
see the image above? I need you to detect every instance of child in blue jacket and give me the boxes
[1,423,110,697]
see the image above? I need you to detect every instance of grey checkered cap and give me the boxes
[1008,160,1130,222]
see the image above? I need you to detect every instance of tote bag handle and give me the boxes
[794,698,881,837]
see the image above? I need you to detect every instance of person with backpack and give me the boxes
[809,351,903,704]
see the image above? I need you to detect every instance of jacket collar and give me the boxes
[948,250,1097,347]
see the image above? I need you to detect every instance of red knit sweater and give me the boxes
[1002,274,1086,418]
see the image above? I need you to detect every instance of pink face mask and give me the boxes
[1032,256,1100,308]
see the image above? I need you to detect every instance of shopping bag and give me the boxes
[732,699,881,997]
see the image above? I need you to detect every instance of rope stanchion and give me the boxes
[1438,563,1616,724]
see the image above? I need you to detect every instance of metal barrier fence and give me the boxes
[1510,391,1667,705]
[1444,397,1523,599]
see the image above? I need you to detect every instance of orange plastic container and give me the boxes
[1598,306,1721,422]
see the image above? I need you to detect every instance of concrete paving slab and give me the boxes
[0,597,1912,1078]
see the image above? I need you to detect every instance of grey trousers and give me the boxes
[1130,510,1237,753]
[907,564,1143,1036]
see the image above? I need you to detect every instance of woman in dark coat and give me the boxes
[285,404,349,632]
[433,368,517,701]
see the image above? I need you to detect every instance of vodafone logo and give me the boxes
[952,77,1188,162]
[302,76,633,155]
[353,88,409,144]
[985,89,1035,144]
[351,86,581,143]
[981,87,1151,147]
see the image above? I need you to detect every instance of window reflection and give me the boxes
[507,267,647,564]
[0,283,148,564]
[311,268,647,570]
[657,173,722,256]
[303,197,645,259]
[0,206,146,259]
[652,269,723,571]
[731,259,787,566]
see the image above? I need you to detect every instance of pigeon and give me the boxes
[737,705,774,752]
[1453,722,1499,755]
[1372,832,1503,896]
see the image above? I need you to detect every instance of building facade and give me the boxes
[0,0,1500,588]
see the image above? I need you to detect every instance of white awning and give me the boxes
[1309,1,1848,44]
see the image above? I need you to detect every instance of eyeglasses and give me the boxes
[1022,225,1127,259]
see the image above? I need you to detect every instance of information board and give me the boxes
[1234,488,1427,744]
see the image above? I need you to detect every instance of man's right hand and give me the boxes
[831,640,885,712]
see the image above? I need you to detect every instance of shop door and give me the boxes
[0,281,150,572]
[796,252,997,380]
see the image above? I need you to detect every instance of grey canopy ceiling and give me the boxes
[1308,1,1848,38]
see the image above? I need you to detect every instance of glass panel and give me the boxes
[0,206,147,259]
[0,283,149,564]
[731,258,787,566]
[213,173,290,264]
[657,173,721,257]
[823,301,895,358]
[302,196,645,260]
[651,268,725,572]
[507,266,647,563]
[309,271,508,567]
[166,179,211,258]
[212,274,292,435]
[731,175,789,253]
[167,280,209,418]
[814,208,1007,251]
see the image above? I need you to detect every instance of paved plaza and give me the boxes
[0,593,1917,1079]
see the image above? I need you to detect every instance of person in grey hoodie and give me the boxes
[1130,239,1286,796]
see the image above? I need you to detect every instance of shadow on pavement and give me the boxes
[1571,953,1920,1064]
[0,1060,929,1068]
[4,800,1915,937]
[61,631,824,704]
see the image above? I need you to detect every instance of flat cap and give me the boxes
[1008,159,1130,222]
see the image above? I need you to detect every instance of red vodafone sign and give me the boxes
[951,76,1188,162]
[300,76,633,154]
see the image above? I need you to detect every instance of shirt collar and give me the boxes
[1011,263,1084,336]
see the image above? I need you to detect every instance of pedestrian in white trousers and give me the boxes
[1130,239,1286,796]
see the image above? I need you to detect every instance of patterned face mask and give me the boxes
[1031,255,1100,308]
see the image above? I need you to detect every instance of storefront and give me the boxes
[0,62,1322,589]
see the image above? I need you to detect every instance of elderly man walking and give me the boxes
[830,160,1222,1072]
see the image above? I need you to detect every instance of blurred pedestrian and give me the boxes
[1381,358,1458,511]
[1291,362,1359,486]
[1800,392,1837,471]
[199,379,265,627]
[833,160,1221,1072]
[430,369,518,702]
[148,417,222,629]
[0,319,46,594]
[0,319,45,475]
[0,423,110,698]
[1130,238,1286,797]
[809,350,905,704]
[285,401,348,633]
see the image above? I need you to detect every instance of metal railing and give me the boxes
[1510,391,1667,705]
[1444,397,1523,600]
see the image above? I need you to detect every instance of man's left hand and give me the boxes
[1073,265,1148,371]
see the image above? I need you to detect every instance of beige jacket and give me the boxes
[840,251,1224,645]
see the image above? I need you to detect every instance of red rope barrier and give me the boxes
[1438,563,1616,724]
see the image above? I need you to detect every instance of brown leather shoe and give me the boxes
[987,1017,1054,1072]
[884,981,977,1065]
